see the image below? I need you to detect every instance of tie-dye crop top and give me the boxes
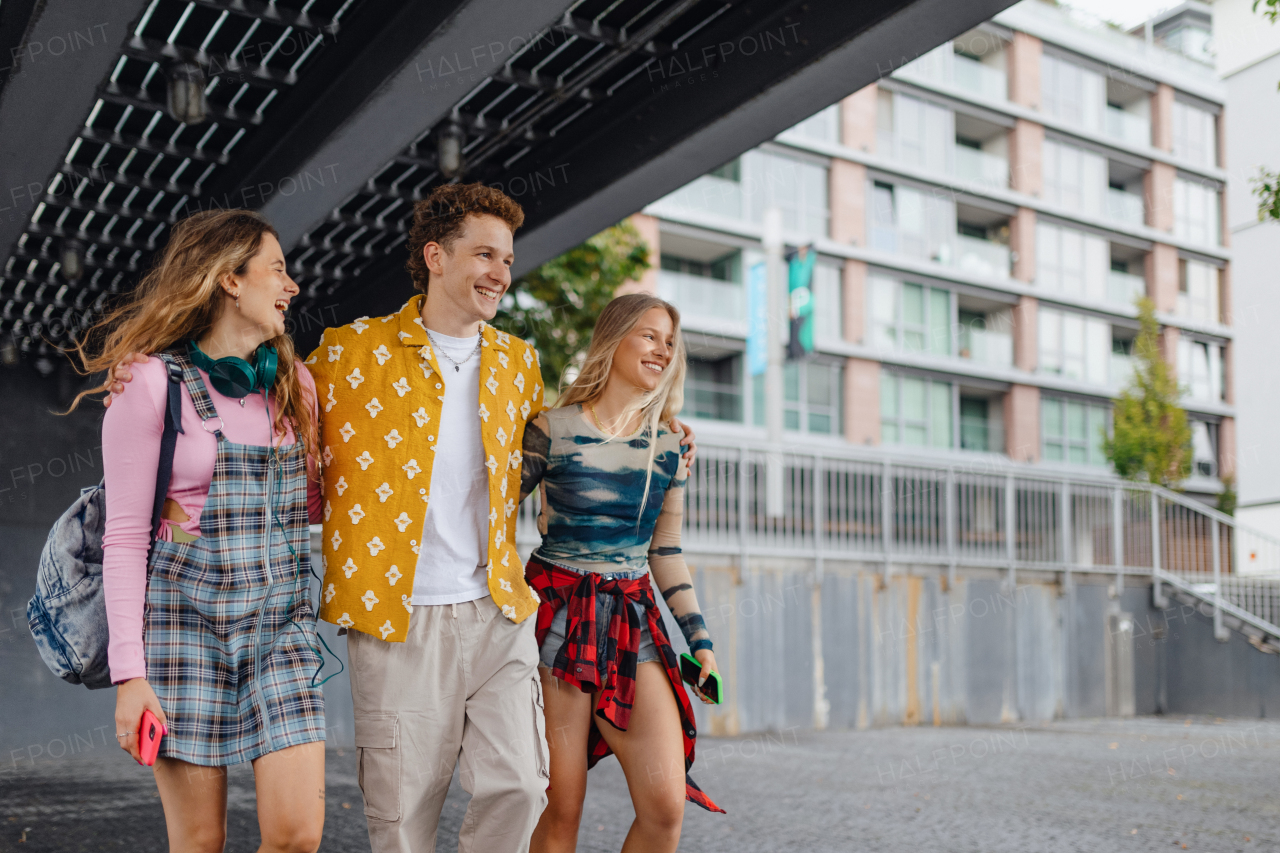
[520,405,688,572]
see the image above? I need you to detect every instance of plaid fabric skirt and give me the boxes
[143,356,325,766]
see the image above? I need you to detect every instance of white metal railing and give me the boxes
[516,440,1280,643]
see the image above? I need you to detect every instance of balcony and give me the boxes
[954,234,1011,280]
[1104,107,1150,148]
[952,55,1007,102]
[650,174,742,221]
[895,47,1007,104]
[1110,353,1137,391]
[954,145,1008,190]
[657,270,746,327]
[959,327,1013,368]
[1106,188,1145,228]
[959,415,1006,453]
[1107,270,1146,307]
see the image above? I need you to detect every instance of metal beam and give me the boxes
[186,0,339,36]
[100,81,264,128]
[257,0,575,248]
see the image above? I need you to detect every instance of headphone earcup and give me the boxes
[209,358,260,398]
[257,346,278,392]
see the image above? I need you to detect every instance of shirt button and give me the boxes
[688,730,696,738]
[575,666,582,673]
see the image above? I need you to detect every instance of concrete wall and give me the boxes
[682,555,1280,737]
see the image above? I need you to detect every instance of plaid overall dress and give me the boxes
[144,352,326,766]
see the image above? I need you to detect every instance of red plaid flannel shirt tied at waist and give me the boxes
[525,557,724,813]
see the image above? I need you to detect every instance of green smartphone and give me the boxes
[679,652,723,705]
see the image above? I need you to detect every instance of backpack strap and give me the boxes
[150,354,186,539]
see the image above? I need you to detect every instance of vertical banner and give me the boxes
[788,245,817,360]
[747,260,768,376]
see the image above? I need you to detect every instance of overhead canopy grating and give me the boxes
[285,0,732,315]
[0,0,359,362]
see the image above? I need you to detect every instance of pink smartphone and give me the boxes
[138,709,166,766]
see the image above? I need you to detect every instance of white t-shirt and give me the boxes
[410,329,490,606]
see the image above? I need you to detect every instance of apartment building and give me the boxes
[636,0,1231,496]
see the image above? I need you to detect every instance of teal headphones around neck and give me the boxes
[188,339,278,398]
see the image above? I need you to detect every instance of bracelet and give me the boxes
[689,638,713,654]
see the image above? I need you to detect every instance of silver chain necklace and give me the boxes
[425,329,482,372]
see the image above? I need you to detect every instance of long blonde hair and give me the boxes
[558,293,687,517]
[67,210,317,458]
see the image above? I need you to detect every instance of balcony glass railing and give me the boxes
[1106,188,1145,228]
[1107,271,1146,307]
[1104,107,1151,148]
[952,55,1008,102]
[959,327,1013,368]
[650,174,742,221]
[1111,353,1136,390]
[657,270,746,326]
[959,415,1005,453]
[954,234,1011,279]
[953,145,1008,189]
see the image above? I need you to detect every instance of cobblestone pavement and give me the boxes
[2,716,1278,852]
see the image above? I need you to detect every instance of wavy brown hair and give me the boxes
[67,210,317,457]
[558,293,687,516]
[404,182,525,294]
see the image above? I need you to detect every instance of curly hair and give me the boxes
[405,183,525,294]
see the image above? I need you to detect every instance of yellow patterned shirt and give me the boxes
[305,295,543,641]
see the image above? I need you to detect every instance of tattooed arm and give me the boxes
[648,484,711,650]
[519,411,549,506]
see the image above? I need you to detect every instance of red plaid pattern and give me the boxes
[525,557,724,814]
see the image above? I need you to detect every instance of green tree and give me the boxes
[1253,0,1280,220]
[1103,298,1192,488]
[493,220,650,396]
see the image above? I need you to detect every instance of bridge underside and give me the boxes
[0,0,1016,365]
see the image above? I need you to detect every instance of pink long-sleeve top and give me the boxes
[101,355,323,683]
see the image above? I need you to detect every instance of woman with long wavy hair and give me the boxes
[72,209,327,853]
[520,293,725,853]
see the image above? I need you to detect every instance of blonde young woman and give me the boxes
[520,293,725,853]
[81,210,327,853]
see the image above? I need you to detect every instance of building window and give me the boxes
[878,91,952,173]
[1172,101,1217,168]
[867,179,955,264]
[1037,306,1111,385]
[1042,139,1106,217]
[1190,420,1219,478]
[1173,177,1220,247]
[660,252,739,281]
[751,360,842,435]
[868,275,951,356]
[811,261,843,343]
[1040,54,1104,133]
[881,372,952,448]
[1177,258,1220,324]
[686,354,743,422]
[959,396,1003,452]
[743,149,829,237]
[1035,221,1108,301]
[1042,396,1109,466]
[1177,336,1226,403]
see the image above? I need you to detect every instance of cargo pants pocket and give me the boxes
[355,714,401,822]
[532,677,550,779]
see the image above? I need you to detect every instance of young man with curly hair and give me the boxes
[305,183,694,853]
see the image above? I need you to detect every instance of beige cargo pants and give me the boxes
[347,596,549,853]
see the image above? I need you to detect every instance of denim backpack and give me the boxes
[27,355,184,688]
